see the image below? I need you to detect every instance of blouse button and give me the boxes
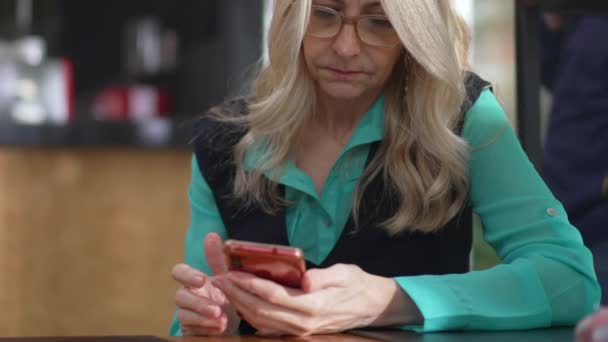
[547,208,558,217]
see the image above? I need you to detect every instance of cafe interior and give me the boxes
[0,0,606,341]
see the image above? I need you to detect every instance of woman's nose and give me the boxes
[332,23,362,57]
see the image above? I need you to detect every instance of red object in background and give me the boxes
[62,58,75,121]
[91,85,172,121]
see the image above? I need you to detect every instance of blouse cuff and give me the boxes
[394,275,472,332]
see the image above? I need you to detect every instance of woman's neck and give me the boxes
[313,90,381,144]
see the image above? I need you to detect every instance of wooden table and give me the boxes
[0,327,574,342]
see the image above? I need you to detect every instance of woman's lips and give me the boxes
[324,67,364,80]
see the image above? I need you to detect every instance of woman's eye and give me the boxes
[313,8,338,19]
[369,18,393,28]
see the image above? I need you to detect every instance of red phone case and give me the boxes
[223,240,306,288]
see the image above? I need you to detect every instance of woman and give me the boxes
[170,0,601,336]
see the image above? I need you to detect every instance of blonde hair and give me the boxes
[217,0,472,235]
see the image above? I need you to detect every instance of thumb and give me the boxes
[302,264,349,293]
[204,233,228,275]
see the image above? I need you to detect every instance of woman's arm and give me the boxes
[169,155,230,336]
[392,90,601,332]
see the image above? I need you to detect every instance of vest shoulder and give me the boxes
[456,71,492,135]
[464,71,492,103]
[192,97,250,152]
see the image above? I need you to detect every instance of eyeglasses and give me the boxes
[306,5,401,48]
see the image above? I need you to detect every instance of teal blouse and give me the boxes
[170,90,601,335]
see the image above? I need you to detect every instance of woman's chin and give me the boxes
[319,83,368,100]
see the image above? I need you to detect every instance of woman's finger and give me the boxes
[175,287,223,318]
[224,272,322,315]
[172,263,206,288]
[177,307,227,330]
[181,324,226,337]
[234,298,306,336]
[187,281,229,306]
[255,329,285,337]
[223,278,355,336]
[204,233,228,275]
[214,277,311,336]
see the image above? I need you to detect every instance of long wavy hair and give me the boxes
[213,0,472,235]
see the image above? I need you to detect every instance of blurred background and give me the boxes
[0,0,605,337]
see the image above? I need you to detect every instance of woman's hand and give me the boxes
[212,263,423,336]
[575,308,608,342]
[172,233,241,336]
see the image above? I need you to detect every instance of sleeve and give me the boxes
[393,89,601,332]
[169,155,230,336]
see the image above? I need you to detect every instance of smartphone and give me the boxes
[223,239,306,289]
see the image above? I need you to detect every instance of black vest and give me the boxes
[193,73,490,332]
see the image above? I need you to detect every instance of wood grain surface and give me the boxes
[0,148,191,336]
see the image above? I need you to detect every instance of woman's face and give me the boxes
[302,0,403,101]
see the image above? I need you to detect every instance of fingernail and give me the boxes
[210,306,221,318]
[195,276,205,285]
[593,326,608,342]
[212,278,226,288]
[217,318,227,332]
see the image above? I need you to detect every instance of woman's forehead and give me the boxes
[315,0,383,9]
